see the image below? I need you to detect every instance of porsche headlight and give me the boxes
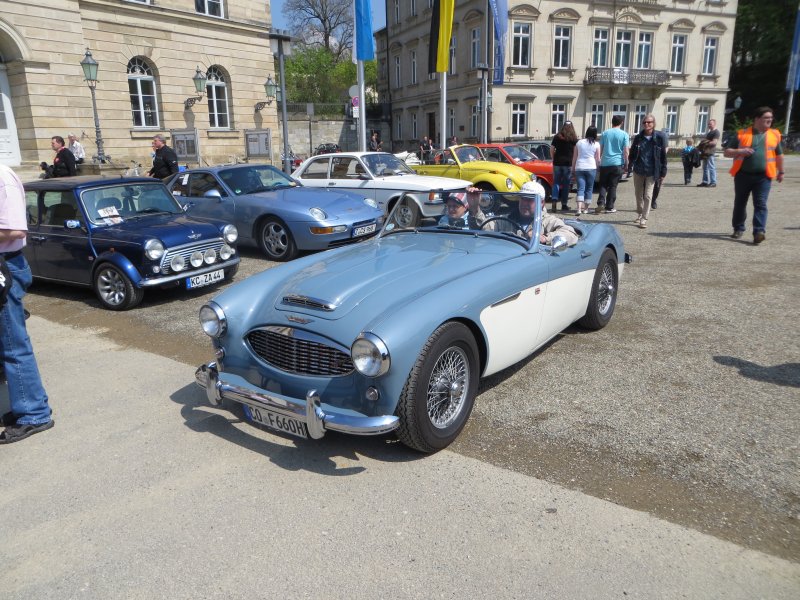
[363,198,378,209]
[505,177,513,190]
[309,207,327,220]
[144,239,165,260]
[222,224,238,244]
[351,333,390,377]
[199,303,226,338]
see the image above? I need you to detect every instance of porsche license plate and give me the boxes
[186,269,224,289]
[352,223,376,238]
[244,405,309,439]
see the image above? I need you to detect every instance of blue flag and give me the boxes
[788,5,800,92]
[354,0,374,62]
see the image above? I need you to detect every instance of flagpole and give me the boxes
[440,72,447,149]
[358,60,367,151]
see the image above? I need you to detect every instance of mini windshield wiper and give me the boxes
[128,208,173,218]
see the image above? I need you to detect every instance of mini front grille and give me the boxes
[160,238,227,274]
[246,327,354,376]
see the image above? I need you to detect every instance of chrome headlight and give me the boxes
[363,198,378,209]
[190,251,204,268]
[529,172,538,181]
[169,254,185,272]
[203,248,216,264]
[309,207,327,220]
[199,303,226,338]
[351,333,390,377]
[222,224,238,244]
[144,239,165,260]
[505,177,513,190]
[219,244,234,260]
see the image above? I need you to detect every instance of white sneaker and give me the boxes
[639,219,648,229]
[634,215,641,224]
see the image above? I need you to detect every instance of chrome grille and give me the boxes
[246,327,354,376]
[160,238,227,274]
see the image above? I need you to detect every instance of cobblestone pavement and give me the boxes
[22,155,800,561]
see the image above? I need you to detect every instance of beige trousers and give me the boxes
[633,173,656,221]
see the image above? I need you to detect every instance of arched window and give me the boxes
[206,66,229,128]
[127,58,159,128]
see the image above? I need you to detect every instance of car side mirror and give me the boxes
[549,236,568,255]
[65,219,82,230]
[203,189,222,199]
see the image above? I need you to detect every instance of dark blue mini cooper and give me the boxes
[23,176,240,310]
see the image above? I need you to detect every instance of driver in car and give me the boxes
[439,187,489,229]
[507,181,579,246]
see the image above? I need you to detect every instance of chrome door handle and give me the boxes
[581,251,592,258]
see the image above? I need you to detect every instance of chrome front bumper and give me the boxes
[195,362,399,439]
[140,257,240,287]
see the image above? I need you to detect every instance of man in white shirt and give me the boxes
[68,133,86,164]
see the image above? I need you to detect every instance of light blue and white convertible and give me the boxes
[195,193,631,452]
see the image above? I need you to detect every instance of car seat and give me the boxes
[47,203,78,225]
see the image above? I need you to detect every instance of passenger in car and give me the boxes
[438,187,488,229]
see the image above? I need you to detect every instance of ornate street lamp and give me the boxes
[255,75,277,112]
[80,48,108,163]
[184,66,208,109]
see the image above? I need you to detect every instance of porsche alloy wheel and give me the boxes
[258,217,298,262]
[396,322,479,453]
[93,264,143,311]
[578,249,618,330]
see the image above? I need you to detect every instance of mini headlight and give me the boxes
[199,303,226,338]
[363,198,378,209]
[190,251,204,268]
[204,248,216,264]
[144,239,165,260]
[219,244,234,260]
[223,224,238,244]
[309,207,327,220]
[505,177,513,190]
[169,254,185,272]
[351,333,390,377]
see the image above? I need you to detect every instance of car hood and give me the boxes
[375,174,471,190]
[90,213,223,245]
[257,187,376,218]
[270,234,518,322]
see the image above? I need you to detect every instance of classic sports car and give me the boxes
[477,143,554,197]
[412,145,537,210]
[292,151,471,219]
[167,164,383,261]
[195,191,631,453]
[23,176,239,310]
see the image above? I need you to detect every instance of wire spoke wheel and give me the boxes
[426,347,469,429]
[597,262,615,316]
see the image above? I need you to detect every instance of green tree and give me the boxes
[284,46,378,105]
[730,0,797,127]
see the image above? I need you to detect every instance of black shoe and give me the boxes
[561,205,570,212]
[753,232,765,245]
[0,420,54,444]
[731,230,744,239]
[709,183,716,187]
[697,183,708,187]
[651,201,658,209]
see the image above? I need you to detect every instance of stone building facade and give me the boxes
[376,0,737,151]
[0,0,283,177]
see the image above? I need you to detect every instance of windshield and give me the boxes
[453,145,485,163]
[503,145,536,162]
[82,183,183,226]
[361,153,415,177]
[219,165,295,195]
[379,191,547,250]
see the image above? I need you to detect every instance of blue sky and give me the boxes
[270,1,387,33]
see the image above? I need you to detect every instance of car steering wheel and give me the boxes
[479,216,532,238]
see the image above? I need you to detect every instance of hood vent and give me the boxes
[282,294,337,312]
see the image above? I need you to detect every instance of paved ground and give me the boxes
[0,317,798,599]
[2,156,798,596]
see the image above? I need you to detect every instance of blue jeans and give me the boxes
[552,166,572,208]
[732,172,771,234]
[702,153,716,185]
[574,170,596,204]
[0,254,51,425]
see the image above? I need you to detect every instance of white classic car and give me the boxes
[291,151,471,219]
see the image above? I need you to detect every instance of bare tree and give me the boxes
[283,0,353,62]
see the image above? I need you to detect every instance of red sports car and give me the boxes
[477,143,554,199]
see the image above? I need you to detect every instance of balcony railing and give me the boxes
[585,67,669,86]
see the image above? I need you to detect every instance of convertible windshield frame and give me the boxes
[379,191,543,252]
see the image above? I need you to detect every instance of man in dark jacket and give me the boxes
[628,114,667,229]
[50,136,76,177]
[148,134,179,179]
